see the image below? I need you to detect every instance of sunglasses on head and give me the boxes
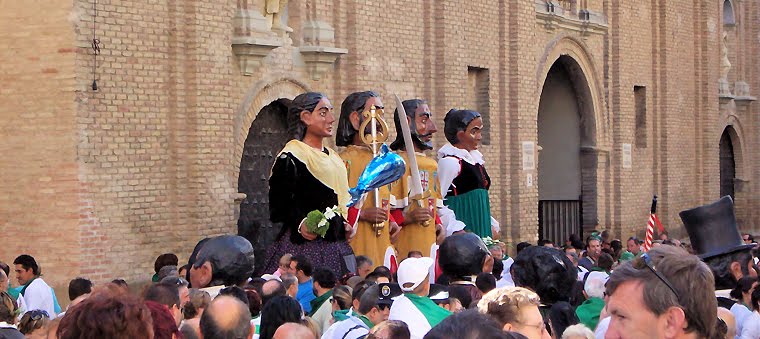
[634,253,681,301]
[28,310,49,321]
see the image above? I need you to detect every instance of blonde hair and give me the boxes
[561,324,594,339]
[476,287,540,326]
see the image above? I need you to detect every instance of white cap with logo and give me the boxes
[397,257,435,292]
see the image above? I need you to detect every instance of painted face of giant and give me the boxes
[302,98,336,138]
[412,104,436,150]
[351,96,385,135]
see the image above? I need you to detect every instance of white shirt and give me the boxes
[496,258,515,288]
[22,278,55,317]
[436,143,500,236]
[321,315,369,339]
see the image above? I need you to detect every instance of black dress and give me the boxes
[263,151,355,276]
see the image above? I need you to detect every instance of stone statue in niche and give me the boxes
[264,0,293,33]
[719,31,732,95]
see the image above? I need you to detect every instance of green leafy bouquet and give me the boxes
[305,205,340,238]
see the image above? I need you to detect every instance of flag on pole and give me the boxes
[643,195,665,252]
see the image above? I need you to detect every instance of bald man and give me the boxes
[273,322,316,339]
[200,295,253,339]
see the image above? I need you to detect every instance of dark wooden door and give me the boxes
[720,129,735,199]
[238,99,291,274]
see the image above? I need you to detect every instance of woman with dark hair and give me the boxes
[547,301,579,339]
[258,296,303,339]
[437,108,499,238]
[263,92,360,277]
[730,276,758,309]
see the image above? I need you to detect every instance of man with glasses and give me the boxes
[604,245,716,339]
[680,196,760,339]
[477,286,551,339]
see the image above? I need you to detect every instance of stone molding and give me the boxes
[535,0,608,36]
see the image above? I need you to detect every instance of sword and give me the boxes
[394,94,430,227]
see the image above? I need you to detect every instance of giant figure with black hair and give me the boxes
[337,91,401,267]
[680,196,760,339]
[263,92,360,277]
[439,232,494,307]
[388,98,445,257]
[437,108,500,238]
[511,245,576,309]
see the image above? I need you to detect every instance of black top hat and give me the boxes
[679,196,754,259]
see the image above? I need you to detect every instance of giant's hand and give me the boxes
[345,221,357,242]
[404,208,432,225]
[435,223,445,245]
[360,207,389,224]
[389,222,401,244]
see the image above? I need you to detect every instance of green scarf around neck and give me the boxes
[404,293,451,327]
[309,290,333,317]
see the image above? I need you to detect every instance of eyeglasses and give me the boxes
[636,253,681,301]
[28,310,49,321]
[514,320,546,332]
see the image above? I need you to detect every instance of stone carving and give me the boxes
[263,0,292,33]
[719,31,732,95]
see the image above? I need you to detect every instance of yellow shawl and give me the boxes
[274,139,351,215]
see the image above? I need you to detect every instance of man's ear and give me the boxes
[662,306,687,339]
[503,323,514,332]
[199,262,213,287]
[730,261,744,280]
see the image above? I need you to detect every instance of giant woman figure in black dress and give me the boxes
[264,92,360,276]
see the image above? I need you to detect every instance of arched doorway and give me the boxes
[537,56,597,244]
[238,99,291,273]
[720,127,736,199]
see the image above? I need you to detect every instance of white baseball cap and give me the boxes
[397,257,435,292]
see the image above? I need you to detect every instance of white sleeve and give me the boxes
[438,205,466,237]
[437,157,461,199]
[490,216,500,233]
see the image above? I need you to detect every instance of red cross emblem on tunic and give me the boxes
[420,171,429,192]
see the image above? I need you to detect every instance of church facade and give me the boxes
[1,0,758,290]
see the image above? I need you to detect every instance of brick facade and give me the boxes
[1,0,758,295]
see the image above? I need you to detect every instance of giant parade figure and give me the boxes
[437,109,500,238]
[263,92,360,277]
[336,91,401,267]
[388,98,445,258]
[680,196,760,338]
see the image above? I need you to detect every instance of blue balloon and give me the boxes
[347,144,406,207]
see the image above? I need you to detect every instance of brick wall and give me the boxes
[1,0,757,287]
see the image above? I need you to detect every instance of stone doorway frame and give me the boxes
[230,76,311,222]
[535,35,609,235]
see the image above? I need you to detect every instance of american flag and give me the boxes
[643,196,664,252]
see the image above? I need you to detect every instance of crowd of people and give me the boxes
[1,91,759,339]
[1,222,759,339]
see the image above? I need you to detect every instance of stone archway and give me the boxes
[535,36,606,243]
[720,127,736,199]
[233,77,310,273]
